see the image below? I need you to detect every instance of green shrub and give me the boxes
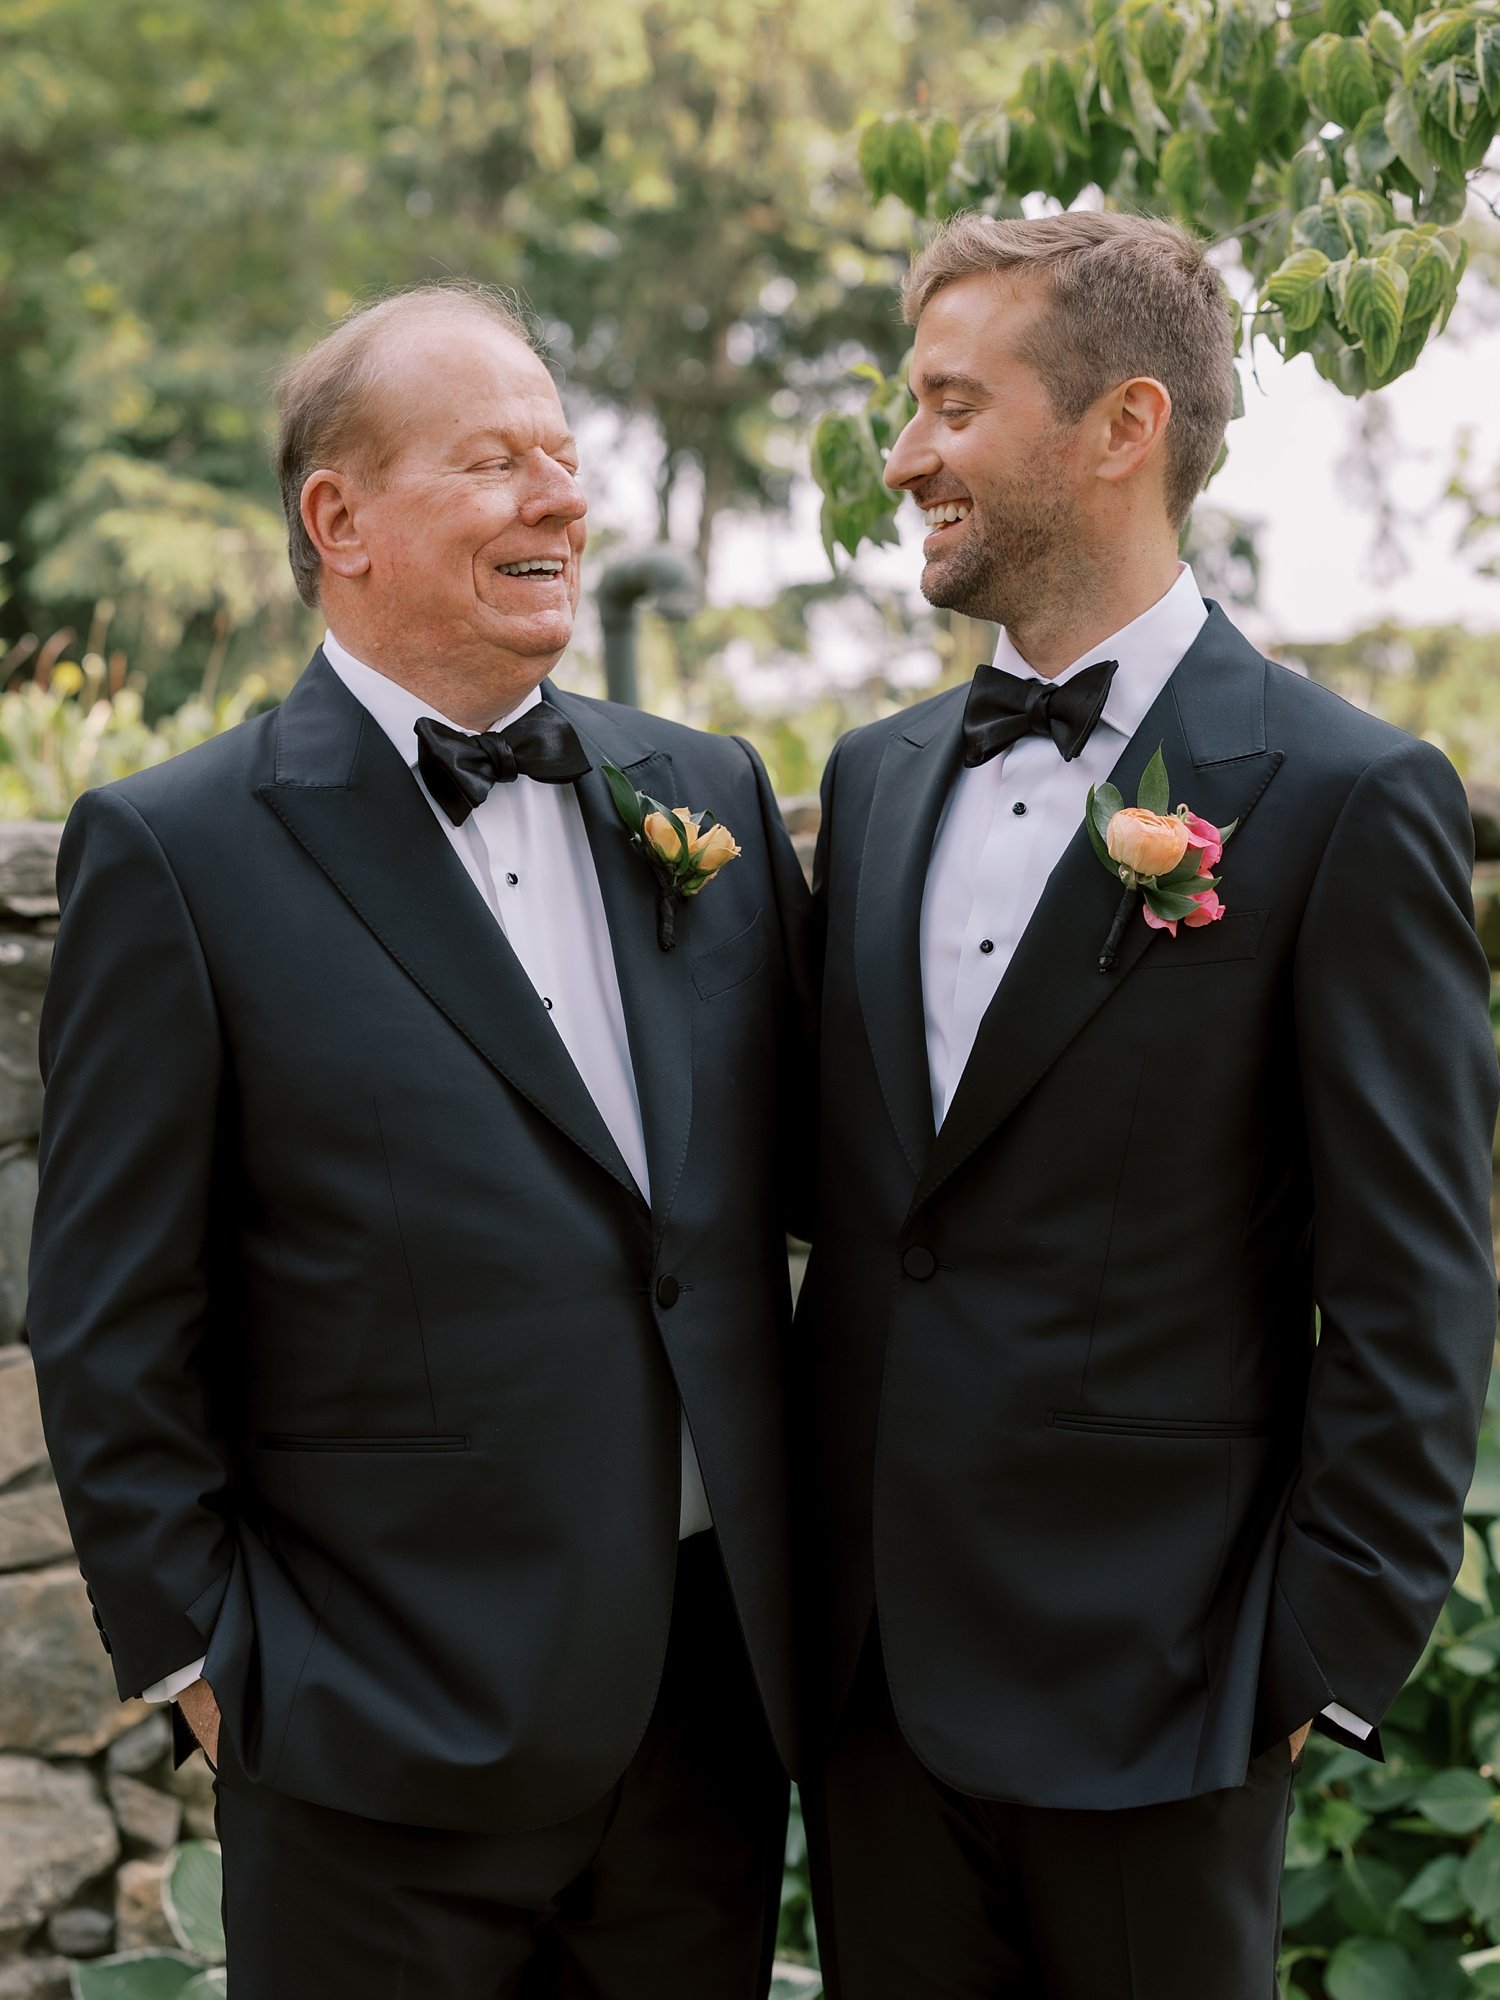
[71,1840,225,1999]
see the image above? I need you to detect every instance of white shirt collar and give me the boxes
[320,629,543,770]
[990,563,1207,742]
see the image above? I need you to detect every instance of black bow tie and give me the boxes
[414,707,592,826]
[961,657,1119,768]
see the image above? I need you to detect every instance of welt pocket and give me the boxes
[1140,908,1266,968]
[255,1433,471,1453]
[691,909,768,1000]
[1047,1410,1273,1440]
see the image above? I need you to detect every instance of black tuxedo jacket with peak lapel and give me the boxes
[797,603,1499,1813]
[27,652,811,1832]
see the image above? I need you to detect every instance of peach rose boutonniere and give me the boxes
[1085,747,1237,972]
[602,762,741,951]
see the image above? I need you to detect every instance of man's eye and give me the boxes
[939,407,970,423]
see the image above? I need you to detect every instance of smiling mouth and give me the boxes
[495,558,567,579]
[922,501,971,529]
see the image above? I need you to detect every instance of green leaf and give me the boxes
[1252,66,1299,144]
[1456,1520,1492,1604]
[1384,85,1435,186]
[1207,124,1256,205]
[1348,104,1396,177]
[882,117,929,214]
[1325,1937,1420,2000]
[1084,792,1115,868]
[1300,33,1338,115]
[1480,25,1500,112]
[1158,131,1205,215]
[926,117,959,191]
[1143,885,1207,923]
[1461,1824,1500,1921]
[1158,851,1215,890]
[1266,248,1332,332]
[1339,256,1408,377]
[1285,143,1331,213]
[1284,1860,1341,1923]
[1294,199,1351,261]
[180,1977,228,2000]
[1092,780,1125,831]
[1136,747,1170,816]
[72,1958,201,2000]
[1414,1768,1496,1833]
[857,121,891,202]
[163,1840,224,1960]
[1327,36,1380,127]
[1397,1853,1467,1923]
[601,762,646,838]
[1366,10,1407,69]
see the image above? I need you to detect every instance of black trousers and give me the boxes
[214,1533,788,1999]
[803,1635,1294,2000]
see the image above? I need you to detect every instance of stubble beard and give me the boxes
[920,483,1083,634]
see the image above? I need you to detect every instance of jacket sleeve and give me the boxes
[1266,735,1498,1747]
[734,735,816,1242]
[28,786,235,1699]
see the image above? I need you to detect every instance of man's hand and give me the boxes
[176,1677,221,1767]
[1289,1720,1314,1766]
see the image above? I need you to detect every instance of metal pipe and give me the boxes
[597,550,701,708]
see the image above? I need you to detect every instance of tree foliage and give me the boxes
[1,0,1070,696]
[812,0,1498,561]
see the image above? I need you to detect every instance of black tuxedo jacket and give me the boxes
[798,604,1498,1811]
[28,653,809,1831]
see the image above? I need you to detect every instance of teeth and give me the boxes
[923,502,972,528]
[497,560,565,575]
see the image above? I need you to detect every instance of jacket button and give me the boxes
[901,1246,937,1280]
[656,1274,681,1309]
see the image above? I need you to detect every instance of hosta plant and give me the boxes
[70,1841,225,2000]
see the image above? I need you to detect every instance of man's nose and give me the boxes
[883,415,937,494]
[524,457,588,524]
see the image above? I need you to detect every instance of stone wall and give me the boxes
[0,823,216,2000]
[0,795,1497,1994]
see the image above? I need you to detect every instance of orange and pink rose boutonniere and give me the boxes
[1085,748,1236,972]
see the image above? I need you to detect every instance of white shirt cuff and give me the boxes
[1321,1701,1373,1740]
[142,1655,208,1703]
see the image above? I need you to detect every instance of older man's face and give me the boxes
[352,321,587,685]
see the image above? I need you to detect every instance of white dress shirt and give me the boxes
[142,634,711,1705]
[917,566,1371,1746]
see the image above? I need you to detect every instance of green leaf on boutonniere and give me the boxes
[1143,883,1207,923]
[602,762,646,838]
[1137,747,1170,817]
[1091,781,1124,839]
[1084,787,1115,869]
[1158,850,1216,891]
[1218,817,1239,844]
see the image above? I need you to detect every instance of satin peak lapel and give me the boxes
[854,688,967,1177]
[257,653,641,1204]
[547,685,694,1241]
[913,606,1284,1215]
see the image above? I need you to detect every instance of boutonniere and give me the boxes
[1085,747,1236,973]
[601,763,742,951]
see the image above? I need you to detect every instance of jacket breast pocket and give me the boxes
[1141,908,1266,969]
[691,910,769,1000]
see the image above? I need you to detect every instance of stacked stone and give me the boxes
[0,826,213,2000]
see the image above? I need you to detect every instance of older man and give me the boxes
[28,285,808,1998]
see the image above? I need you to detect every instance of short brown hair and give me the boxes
[903,212,1235,530]
[274,282,537,607]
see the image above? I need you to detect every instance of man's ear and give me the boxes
[1094,375,1173,492]
[301,469,370,580]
